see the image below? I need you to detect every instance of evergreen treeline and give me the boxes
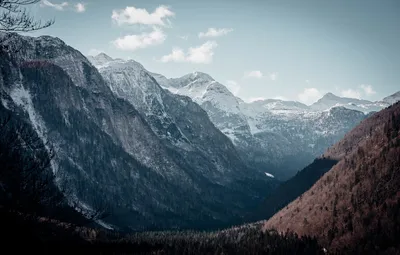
[0,210,323,255]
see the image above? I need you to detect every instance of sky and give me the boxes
[25,0,400,104]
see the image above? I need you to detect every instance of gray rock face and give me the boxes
[0,33,276,231]
[90,55,258,185]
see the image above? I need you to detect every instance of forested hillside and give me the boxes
[265,102,400,253]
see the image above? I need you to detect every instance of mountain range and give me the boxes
[151,70,398,179]
[89,55,367,181]
[1,32,399,233]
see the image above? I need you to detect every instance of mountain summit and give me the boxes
[86,53,114,67]
[310,92,383,112]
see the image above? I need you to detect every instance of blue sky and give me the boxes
[26,0,400,104]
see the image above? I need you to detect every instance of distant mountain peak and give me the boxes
[87,53,115,67]
[185,71,214,82]
[311,92,378,112]
[94,52,113,61]
[322,92,339,99]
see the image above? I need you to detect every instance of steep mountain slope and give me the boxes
[264,102,400,253]
[154,73,370,179]
[383,91,400,105]
[0,33,276,231]
[151,71,250,143]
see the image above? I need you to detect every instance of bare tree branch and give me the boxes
[0,0,54,32]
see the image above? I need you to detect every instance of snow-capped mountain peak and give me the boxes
[310,92,383,113]
[188,71,214,81]
[86,53,114,67]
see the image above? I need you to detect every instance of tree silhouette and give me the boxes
[0,0,53,32]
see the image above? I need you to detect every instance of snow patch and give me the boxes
[265,172,275,178]
[70,195,114,230]
[96,219,114,230]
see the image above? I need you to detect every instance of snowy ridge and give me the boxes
[310,92,389,113]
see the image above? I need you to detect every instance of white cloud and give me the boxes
[112,28,166,51]
[269,72,278,81]
[360,84,376,96]
[225,80,240,96]
[111,5,174,26]
[298,88,323,105]
[178,35,189,40]
[198,28,233,38]
[41,0,68,11]
[75,3,85,12]
[187,41,217,64]
[160,48,186,63]
[339,85,376,99]
[160,41,218,64]
[341,89,362,99]
[244,70,263,78]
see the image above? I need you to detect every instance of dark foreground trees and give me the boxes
[0,105,62,214]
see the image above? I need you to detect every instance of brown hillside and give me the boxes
[264,102,400,253]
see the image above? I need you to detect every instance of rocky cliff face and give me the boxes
[0,33,276,231]
[93,58,247,184]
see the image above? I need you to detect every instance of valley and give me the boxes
[1,0,400,253]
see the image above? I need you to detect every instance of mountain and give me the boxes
[383,91,400,105]
[249,93,399,221]
[154,73,370,179]
[264,102,400,253]
[0,33,276,231]
[310,92,388,112]
[88,55,263,185]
